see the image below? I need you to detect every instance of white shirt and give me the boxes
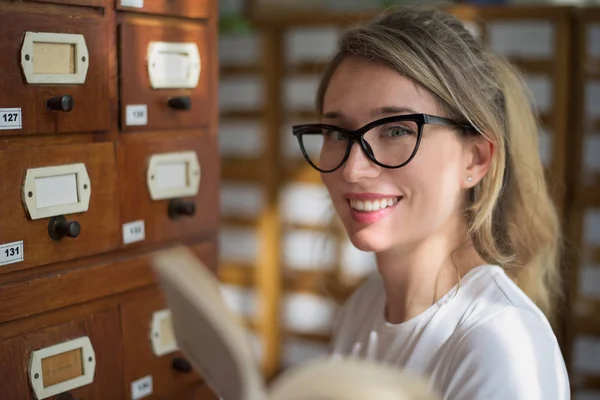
[330,264,570,399]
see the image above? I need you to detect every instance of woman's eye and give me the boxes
[326,130,348,141]
[384,126,414,137]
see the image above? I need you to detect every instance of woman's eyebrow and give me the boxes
[322,106,418,120]
[321,110,343,119]
[372,106,418,118]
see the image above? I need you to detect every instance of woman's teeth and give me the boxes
[349,197,399,212]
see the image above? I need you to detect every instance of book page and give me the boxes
[268,358,438,400]
[150,246,266,400]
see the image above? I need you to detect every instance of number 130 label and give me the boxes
[0,241,24,266]
[0,108,22,130]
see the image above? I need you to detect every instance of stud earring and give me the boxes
[467,176,473,183]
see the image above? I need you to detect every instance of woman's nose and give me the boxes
[342,141,381,182]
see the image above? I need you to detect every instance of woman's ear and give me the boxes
[462,135,494,188]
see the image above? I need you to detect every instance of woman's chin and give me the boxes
[346,229,392,254]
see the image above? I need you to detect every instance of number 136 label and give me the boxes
[0,241,24,266]
[0,108,22,130]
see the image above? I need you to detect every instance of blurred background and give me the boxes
[215,0,600,398]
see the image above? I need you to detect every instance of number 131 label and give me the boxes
[0,241,24,266]
[0,108,22,130]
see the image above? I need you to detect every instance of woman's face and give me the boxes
[320,57,484,253]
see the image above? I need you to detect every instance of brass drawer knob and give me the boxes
[56,392,76,400]
[168,199,196,220]
[167,96,191,111]
[48,215,81,240]
[47,95,74,112]
[172,357,192,373]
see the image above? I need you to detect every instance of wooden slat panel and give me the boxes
[575,184,600,205]
[287,109,318,120]
[509,59,554,75]
[221,157,263,181]
[219,264,255,287]
[220,110,264,120]
[286,62,329,76]
[282,163,322,184]
[283,269,329,294]
[282,221,329,232]
[257,28,284,379]
[221,215,259,227]
[589,246,600,263]
[284,330,330,343]
[571,297,600,336]
[577,374,600,391]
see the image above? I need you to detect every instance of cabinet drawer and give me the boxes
[121,288,204,399]
[0,7,110,136]
[119,22,213,132]
[0,307,124,400]
[118,134,219,246]
[0,142,119,273]
[116,0,210,19]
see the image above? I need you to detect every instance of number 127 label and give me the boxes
[0,241,24,266]
[0,108,22,130]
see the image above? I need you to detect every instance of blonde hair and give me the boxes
[316,6,562,319]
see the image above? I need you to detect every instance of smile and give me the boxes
[349,197,400,212]
[346,195,403,224]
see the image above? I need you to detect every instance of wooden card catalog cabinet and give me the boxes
[0,143,119,273]
[118,135,219,247]
[0,8,109,135]
[119,23,211,132]
[116,0,210,19]
[0,307,124,400]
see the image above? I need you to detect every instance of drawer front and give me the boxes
[121,290,202,398]
[0,142,120,273]
[0,307,124,400]
[119,22,213,132]
[118,134,219,246]
[23,0,107,7]
[0,8,110,136]
[116,0,210,19]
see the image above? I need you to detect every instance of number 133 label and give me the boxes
[0,241,24,266]
[0,108,22,130]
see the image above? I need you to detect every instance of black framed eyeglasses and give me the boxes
[292,113,475,173]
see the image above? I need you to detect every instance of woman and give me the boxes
[292,6,569,399]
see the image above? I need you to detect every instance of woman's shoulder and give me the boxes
[441,304,569,399]
[434,266,570,398]
[453,265,563,362]
[455,264,554,332]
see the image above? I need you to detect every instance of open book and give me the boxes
[150,246,438,400]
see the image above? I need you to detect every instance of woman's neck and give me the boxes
[376,226,486,325]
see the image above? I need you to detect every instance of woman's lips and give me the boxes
[347,195,402,224]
